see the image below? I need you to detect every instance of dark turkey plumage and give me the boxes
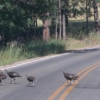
[5,69,21,84]
[26,74,37,87]
[62,68,79,84]
[0,70,7,85]
[0,70,3,76]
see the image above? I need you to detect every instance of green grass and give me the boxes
[1,32,100,67]
[22,39,65,59]
[1,20,100,67]
[0,39,65,66]
[97,0,100,2]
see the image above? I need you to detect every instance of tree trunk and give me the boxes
[86,0,89,34]
[51,18,56,38]
[65,14,68,29]
[93,0,100,33]
[34,18,37,37]
[55,18,58,40]
[65,0,69,31]
[42,19,50,41]
[62,11,66,41]
[58,0,61,40]
[61,10,66,41]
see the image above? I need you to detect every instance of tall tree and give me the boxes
[85,0,93,34]
[33,0,56,41]
[61,9,66,41]
[58,0,62,40]
[0,0,35,45]
[86,0,89,34]
[93,0,100,33]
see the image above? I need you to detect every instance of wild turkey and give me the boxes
[26,74,37,87]
[62,68,79,84]
[0,70,3,76]
[0,70,7,85]
[5,69,21,84]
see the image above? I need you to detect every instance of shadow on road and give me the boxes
[75,84,100,89]
[63,48,100,53]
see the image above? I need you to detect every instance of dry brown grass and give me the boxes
[66,33,100,50]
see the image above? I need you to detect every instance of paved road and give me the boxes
[0,48,100,100]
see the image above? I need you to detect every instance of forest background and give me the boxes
[0,0,100,66]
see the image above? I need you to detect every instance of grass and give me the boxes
[66,32,100,50]
[1,20,100,67]
[1,2,100,67]
[1,32,100,67]
[0,39,65,66]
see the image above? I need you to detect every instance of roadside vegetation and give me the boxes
[1,21,100,66]
[0,0,100,66]
[0,39,65,66]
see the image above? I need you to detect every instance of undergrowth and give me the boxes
[0,39,65,66]
[1,20,100,66]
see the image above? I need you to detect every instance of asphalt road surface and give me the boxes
[1,48,100,100]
